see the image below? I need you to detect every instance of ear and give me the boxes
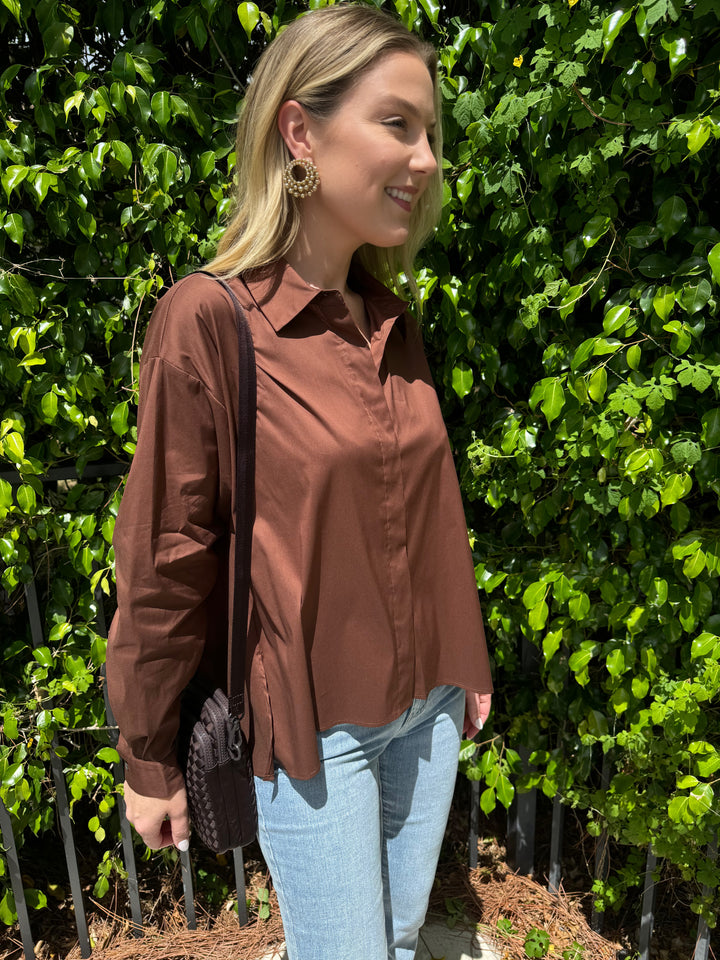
[277,100,313,160]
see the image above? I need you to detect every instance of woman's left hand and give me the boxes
[463,691,492,738]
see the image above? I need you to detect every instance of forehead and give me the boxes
[342,51,436,123]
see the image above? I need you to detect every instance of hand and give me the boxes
[463,691,492,738]
[122,781,190,851]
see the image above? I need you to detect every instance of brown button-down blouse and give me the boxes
[106,259,492,798]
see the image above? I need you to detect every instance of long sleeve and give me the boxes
[106,354,230,797]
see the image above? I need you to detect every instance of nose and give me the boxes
[411,133,438,177]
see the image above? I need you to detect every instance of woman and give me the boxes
[107,5,492,958]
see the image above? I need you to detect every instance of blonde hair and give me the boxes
[206,4,442,298]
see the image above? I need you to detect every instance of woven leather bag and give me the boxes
[178,681,256,853]
[176,273,257,854]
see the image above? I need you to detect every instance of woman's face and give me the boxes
[303,51,438,255]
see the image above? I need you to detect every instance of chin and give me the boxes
[370,230,410,249]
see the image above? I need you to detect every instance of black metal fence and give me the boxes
[0,464,716,960]
[0,462,250,958]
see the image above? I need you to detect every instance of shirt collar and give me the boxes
[243,258,409,337]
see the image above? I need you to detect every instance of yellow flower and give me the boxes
[513,55,524,67]
[569,0,580,7]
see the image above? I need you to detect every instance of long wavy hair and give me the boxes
[206,4,442,298]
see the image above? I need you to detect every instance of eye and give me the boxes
[383,117,408,131]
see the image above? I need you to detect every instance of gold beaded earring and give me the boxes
[283,157,320,198]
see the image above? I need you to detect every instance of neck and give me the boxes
[284,245,353,296]
[285,207,360,295]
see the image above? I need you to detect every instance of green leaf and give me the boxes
[702,409,720,447]
[528,600,549,631]
[63,90,84,119]
[652,285,675,320]
[585,709,608,738]
[657,196,688,244]
[480,786,496,815]
[691,633,719,660]
[661,473,691,507]
[661,34,688,79]
[0,890,17,927]
[601,8,634,62]
[44,21,74,57]
[3,212,23,248]
[568,593,591,621]
[112,52,136,83]
[582,215,611,249]
[606,648,626,677]
[151,91,171,129]
[158,149,178,192]
[569,647,594,675]
[530,378,565,425]
[16,484,36,514]
[185,10,208,49]
[418,0,440,23]
[0,479,12,510]
[111,140,133,172]
[524,928,550,958]
[451,363,473,399]
[677,774,699,790]
[197,150,216,180]
[2,164,28,201]
[543,629,563,664]
[671,440,702,468]
[668,795,691,823]
[456,168,474,204]
[688,782,714,816]
[2,431,24,463]
[74,243,101,276]
[33,646,53,668]
[687,119,711,156]
[522,581,546,609]
[627,344,641,370]
[638,253,677,278]
[588,366,607,403]
[626,224,659,248]
[708,243,720,285]
[559,284,584,321]
[41,392,58,421]
[683,550,706,579]
[603,305,630,334]
[237,2,260,38]
[110,401,129,436]
[1,0,22,24]
[678,279,711,315]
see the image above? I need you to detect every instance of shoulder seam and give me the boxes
[141,354,228,412]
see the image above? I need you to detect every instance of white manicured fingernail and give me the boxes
[474,718,484,731]
[177,839,189,852]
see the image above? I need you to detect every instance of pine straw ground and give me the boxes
[43,855,621,960]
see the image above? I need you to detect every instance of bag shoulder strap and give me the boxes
[196,271,256,719]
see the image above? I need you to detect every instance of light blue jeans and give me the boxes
[254,684,465,960]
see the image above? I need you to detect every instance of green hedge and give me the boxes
[426,0,720,921]
[1,0,719,930]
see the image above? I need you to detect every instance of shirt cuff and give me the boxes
[119,746,186,798]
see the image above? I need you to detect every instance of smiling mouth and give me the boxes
[385,187,414,204]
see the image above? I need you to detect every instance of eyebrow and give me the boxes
[380,96,437,128]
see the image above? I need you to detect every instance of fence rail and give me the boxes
[0,463,715,959]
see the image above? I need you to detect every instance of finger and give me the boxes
[467,692,491,726]
[170,814,191,852]
[137,818,168,850]
[166,788,191,851]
